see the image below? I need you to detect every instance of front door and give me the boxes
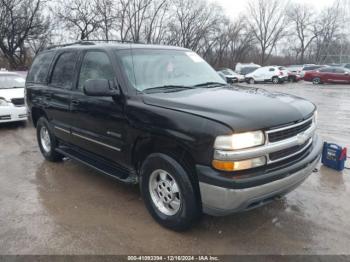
[69,50,127,165]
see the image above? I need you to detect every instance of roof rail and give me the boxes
[45,39,144,50]
[46,41,95,50]
[80,39,145,44]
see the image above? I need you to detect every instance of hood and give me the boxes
[143,86,315,132]
[0,88,25,101]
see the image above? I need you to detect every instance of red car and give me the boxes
[304,67,350,84]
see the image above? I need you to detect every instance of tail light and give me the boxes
[279,71,283,76]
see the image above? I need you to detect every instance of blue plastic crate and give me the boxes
[322,142,347,171]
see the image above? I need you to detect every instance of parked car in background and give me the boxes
[286,65,303,74]
[0,71,27,123]
[235,63,261,75]
[304,67,350,84]
[300,65,326,78]
[217,68,245,83]
[245,66,288,84]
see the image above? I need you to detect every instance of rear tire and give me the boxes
[36,117,64,162]
[140,153,202,231]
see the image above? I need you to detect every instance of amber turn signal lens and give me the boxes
[212,160,235,171]
[212,156,266,172]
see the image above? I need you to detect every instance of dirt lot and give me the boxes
[0,81,349,255]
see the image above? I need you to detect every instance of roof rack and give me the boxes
[45,39,144,50]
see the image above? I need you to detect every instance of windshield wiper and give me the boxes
[143,85,195,94]
[193,82,227,88]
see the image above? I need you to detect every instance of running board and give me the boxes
[56,146,138,184]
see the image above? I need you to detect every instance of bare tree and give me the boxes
[166,0,221,52]
[311,2,342,63]
[54,0,101,40]
[287,3,318,63]
[0,0,49,69]
[247,0,288,65]
[143,0,169,44]
[95,0,116,41]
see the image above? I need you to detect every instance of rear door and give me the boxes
[69,50,126,164]
[46,50,79,142]
[332,68,348,83]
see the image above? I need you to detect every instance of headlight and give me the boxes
[213,131,266,171]
[214,131,265,150]
[0,98,9,106]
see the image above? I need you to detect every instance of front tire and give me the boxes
[248,78,255,84]
[36,117,63,162]
[140,153,201,231]
[312,77,321,85]
[272,77,279,84]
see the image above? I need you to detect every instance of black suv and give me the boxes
[26,42,322,231]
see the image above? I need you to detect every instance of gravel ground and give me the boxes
[0,81,349,255]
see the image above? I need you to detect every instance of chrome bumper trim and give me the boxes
[200,155,320,216]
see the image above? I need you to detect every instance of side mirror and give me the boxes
[83,79,120,97]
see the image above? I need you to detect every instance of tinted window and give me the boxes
[78,52,115,90]
[269,68,275,72]
[50,52,78,89]
[319,68,330,72]
[27,52,55,83]
[304,66,321,71]
[344,64,350,69]
[334,68,345,73]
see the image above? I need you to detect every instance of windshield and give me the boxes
[0,74,25,89]
[117,49,225,92]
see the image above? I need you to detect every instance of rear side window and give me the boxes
[334,68,345,73]
[27,52,55,83]
[50,52,78,89]
[269,68,275,72]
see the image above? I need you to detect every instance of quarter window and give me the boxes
[78,51,114,91]
[50,52,78,89]
[27,52,55,83]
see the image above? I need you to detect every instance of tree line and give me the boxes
[0,0,349,70]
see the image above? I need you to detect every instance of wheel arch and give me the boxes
[31,107,48,127]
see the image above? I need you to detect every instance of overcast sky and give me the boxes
[211,0,337,18]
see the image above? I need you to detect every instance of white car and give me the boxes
[0,72,27,123]
[217,68,245,83]
[245,66,289,84]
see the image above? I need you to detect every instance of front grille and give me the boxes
[11,98,25,106]
[268,120,312,143]
[0,115,11,120]
[269,139,311,161]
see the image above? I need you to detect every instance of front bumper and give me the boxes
[0,106,28,123]
[198,135,322,216]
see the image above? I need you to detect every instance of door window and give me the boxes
[50,52,78,89]
[78,51,115,91]
[334,68,345,74]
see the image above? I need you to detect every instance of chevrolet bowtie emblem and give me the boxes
[297,133,308,145]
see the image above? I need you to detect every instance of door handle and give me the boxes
[71,100,80,106]
[43,93,52,99]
